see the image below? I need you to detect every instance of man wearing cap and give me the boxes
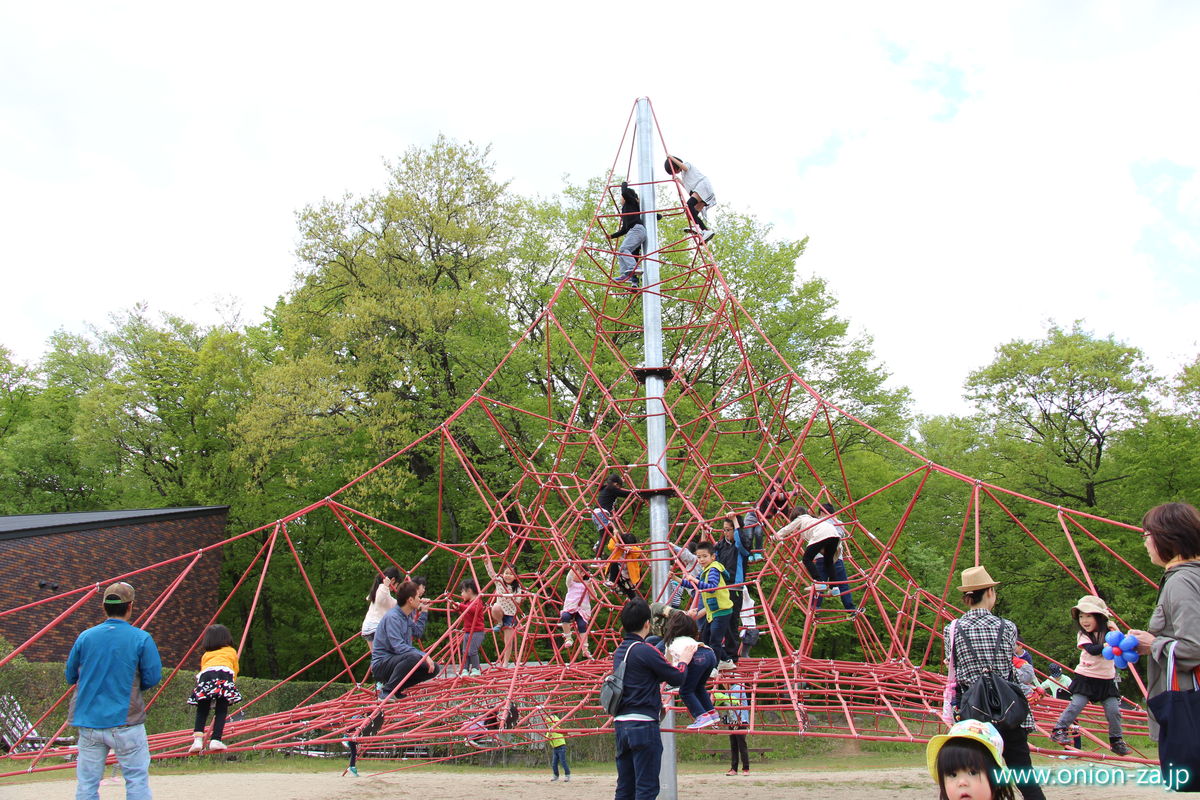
[65,582,163,800]
[944,566,1045,800]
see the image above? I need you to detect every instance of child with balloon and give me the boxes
[1049,595,1132,755]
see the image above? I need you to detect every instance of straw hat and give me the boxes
[958,566,999,592]
[926,719,1007,780]
[1071,594,1111,620]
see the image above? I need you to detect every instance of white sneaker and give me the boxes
[208,740,227,752]
[188,736,204,754]
[701,229,716,243]
[717,660,737,671]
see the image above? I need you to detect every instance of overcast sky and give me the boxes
[2,2,1197,416]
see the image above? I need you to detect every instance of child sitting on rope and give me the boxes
[664,156,716,243]
[609,181,645,288]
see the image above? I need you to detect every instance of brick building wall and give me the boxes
[0,510,227,669]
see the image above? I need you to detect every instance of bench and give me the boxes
[0,694,75,755]
[699,747,774,758]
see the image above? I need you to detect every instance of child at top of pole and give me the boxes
[664,155,716,243]
[609,181,646,288]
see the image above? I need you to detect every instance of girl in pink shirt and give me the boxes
[1049,595,1129,754]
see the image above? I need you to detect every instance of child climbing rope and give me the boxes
[591,472,638,561]
[664,155,716,242]
[454,579,487,675]
[679,542,737,671]
[484,559,523,667]
[559,566,593,658]
[609,181,645,288]
[742,475,791,562]
[360,566,403,645]
[662,612,720,728]
[1049,595,1131,755]
[187,624,243,753]
[773,506,842,594]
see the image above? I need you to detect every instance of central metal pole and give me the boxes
[635,96,677,800]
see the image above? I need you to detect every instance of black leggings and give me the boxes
[803,539,839,583]
[193,697,229,740]
[729,731,749,771]
[687,196,708,230]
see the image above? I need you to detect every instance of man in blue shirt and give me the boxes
[611,598,695,800]
[371,580,439,700]
[65,581,162,800]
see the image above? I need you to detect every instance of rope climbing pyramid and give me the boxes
[0,98,1159,778]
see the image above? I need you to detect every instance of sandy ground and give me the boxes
[1,765,1178,800]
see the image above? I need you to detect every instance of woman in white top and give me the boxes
[361,565,403,643]
[664,155,717,243]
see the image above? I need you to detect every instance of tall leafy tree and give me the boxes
[964,322,1155,508]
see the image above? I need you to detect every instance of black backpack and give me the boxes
[955,623,1030,731]
[600,642,645,715]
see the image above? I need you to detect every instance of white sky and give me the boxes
[2,2,1198,416]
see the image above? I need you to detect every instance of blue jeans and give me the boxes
[705,614,731,662]
[551,743,570,776]
[680,647,717,719]
[813,558,855,610]
[76,724,151,800]
[614,719,662,800]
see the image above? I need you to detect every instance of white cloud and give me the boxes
[2,2,1198,415]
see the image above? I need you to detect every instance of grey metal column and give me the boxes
[635,96,677,800]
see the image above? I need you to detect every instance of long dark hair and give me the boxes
[662,611,699,647]
[368,566,403,606]
[202,623,234,652]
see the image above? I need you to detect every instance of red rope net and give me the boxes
[0,98,1158,777]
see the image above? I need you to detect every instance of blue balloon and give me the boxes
[1105,630,1123,647]
[1114,654,1128,669]
[1125,650,1140,665]
[1121,634,1138,652]
[1103,644,1114,660]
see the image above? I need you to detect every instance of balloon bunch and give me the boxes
[1103,631,1141,669]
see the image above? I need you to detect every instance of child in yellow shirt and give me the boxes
[188,624,244,753]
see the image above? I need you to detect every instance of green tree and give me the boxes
[964,322,1155,508]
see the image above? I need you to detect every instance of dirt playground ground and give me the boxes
[1,763,1177,799]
